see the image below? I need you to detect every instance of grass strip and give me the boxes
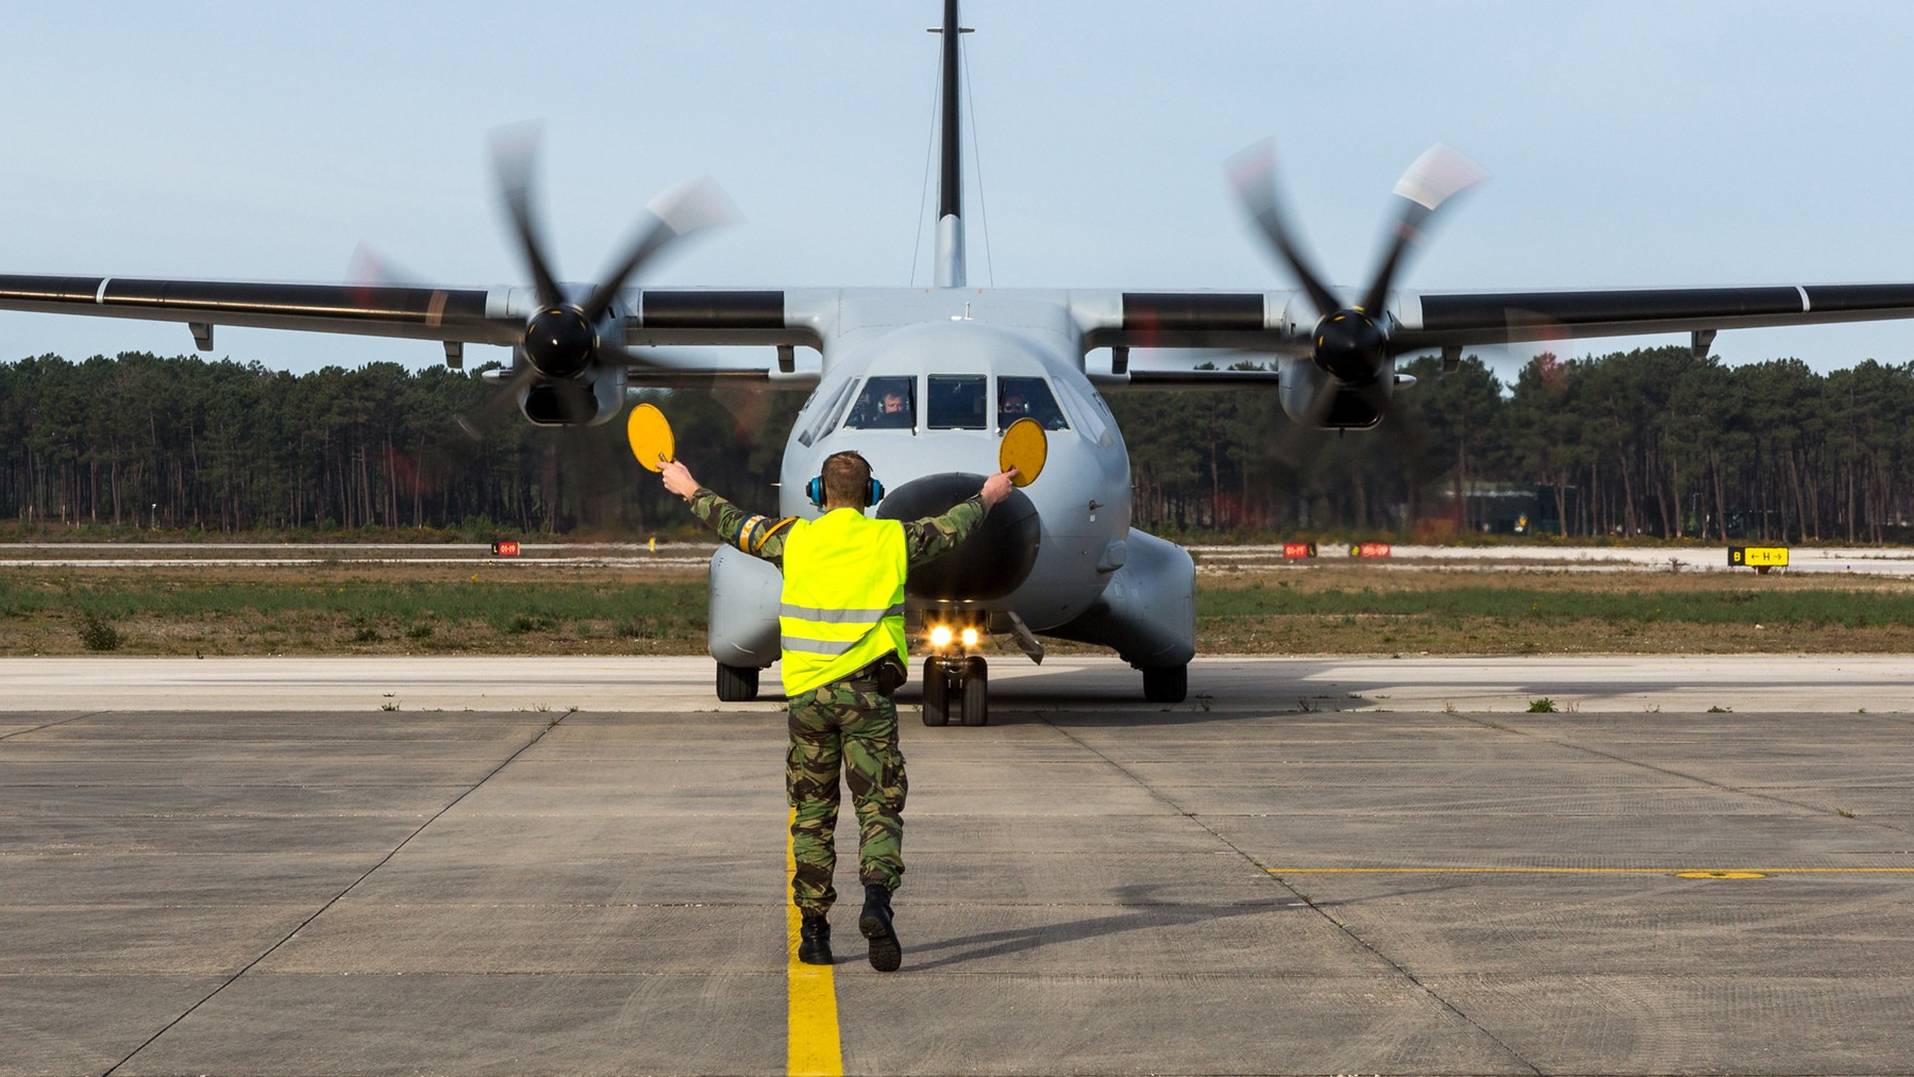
[1,570,1909,656]
[1203,583,1914,628]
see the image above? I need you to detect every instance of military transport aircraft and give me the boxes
[5,0,1913,724]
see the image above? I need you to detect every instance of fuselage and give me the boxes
[778,316,1131,635]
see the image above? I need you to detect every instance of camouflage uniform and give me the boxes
[689,487,987,913]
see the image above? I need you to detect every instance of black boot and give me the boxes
[858,883,902,972]
[797,911,833,965]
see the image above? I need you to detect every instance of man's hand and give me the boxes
[980,469,1018,509]
[661,459,700,501]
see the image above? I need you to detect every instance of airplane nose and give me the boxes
[877,472,1040,601]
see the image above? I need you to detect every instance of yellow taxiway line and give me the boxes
[786,810,843,1077]
[1269,866,1914,877]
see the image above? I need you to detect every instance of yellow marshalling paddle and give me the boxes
[998,417,1047,487]
[626,402,675,472]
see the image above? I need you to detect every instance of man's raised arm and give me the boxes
[661,460,794,566]
[903,469,1016,567]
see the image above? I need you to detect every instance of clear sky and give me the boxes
[2,1,1910,378]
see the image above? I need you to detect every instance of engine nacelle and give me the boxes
[519,363,626,426]
[876,473,1040,602]
[1280,361,1386,430]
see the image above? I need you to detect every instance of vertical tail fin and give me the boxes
[932,0,966,288]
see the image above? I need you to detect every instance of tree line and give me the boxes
[0,352,802,537]
[1112,348,1914,543]
[1,346,1908,542]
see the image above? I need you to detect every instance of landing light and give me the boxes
[960,627,979,648]
[929,624,954,648]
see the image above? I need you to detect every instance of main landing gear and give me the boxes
[716,662,760,702]
[1141,664,1188,704]
[921,655,988,727]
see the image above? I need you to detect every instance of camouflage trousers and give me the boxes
[787,673,908,914]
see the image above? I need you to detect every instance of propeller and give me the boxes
[1228,139,1484,420]
[445,128,735,438]
[491,127,735,381]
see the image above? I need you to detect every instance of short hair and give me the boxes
[822,451,873,506]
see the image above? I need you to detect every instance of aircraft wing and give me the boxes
[0,274,520,347]
[1392,283,1914,350]
[0,274,817,366]
[1074,282,1914,388]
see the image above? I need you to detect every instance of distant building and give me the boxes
[1423,478,1579,535]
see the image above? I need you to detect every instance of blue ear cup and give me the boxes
[807,461,882,507]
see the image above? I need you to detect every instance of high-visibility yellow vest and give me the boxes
[777,509,909,698]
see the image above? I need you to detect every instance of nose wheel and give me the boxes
[922,655,988,726]
[1141,663,1187,703]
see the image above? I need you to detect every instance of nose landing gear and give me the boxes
[922,655,988,726]
[1141,663,1187,704]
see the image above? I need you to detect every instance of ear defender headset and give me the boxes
[807,451,885,508]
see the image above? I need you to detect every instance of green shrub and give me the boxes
[78,611,121,652]
[506,613,554,634]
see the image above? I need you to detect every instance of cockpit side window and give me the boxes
[797,378,859,447]
[926,375,987,430]
[995,376,1069,432]
[844,375,917,430]
[1055,378,1112,445]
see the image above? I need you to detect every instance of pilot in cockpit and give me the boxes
[876,389,911,427]
[850,376,915,430]
[997,390,1030,425]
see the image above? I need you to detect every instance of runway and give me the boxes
[1,654,1908,714]
[6,657,1913,1075]
[6,541,1913,575]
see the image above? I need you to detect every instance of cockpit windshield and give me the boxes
[996,376,1069,432]
[927,375,987,430]
[845,375,916,430]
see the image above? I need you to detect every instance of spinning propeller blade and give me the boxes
[581,176,735,323]
[1359,144,1486,320]
[456,364,538,441]
[1226,139,1341,321]
[490,125,565,309]
[1229,140,1485,423]
[456,129,736,429]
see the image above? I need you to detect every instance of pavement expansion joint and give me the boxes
[0,709,112,742]
[94,709,575,1077]
[1033,712,1547,1077]
[1456,713,1912,836]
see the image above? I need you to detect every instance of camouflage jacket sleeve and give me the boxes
[687,487,794,567]
[903,494,988,567]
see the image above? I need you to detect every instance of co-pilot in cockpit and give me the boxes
[996,376,1068,432]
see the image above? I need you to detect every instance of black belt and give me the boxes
[847,655,907,697]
